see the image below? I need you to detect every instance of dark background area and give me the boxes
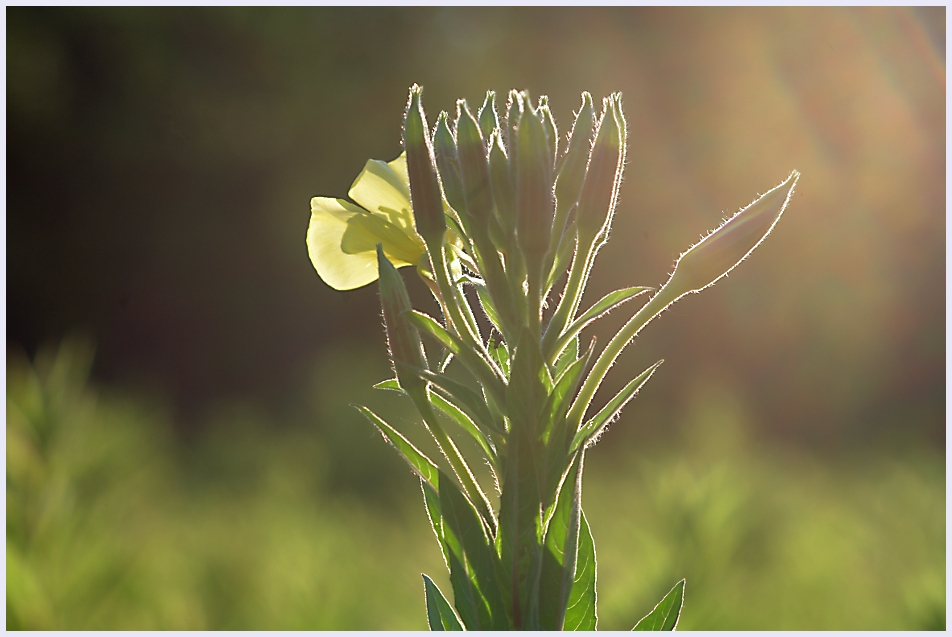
[5,7,946,629]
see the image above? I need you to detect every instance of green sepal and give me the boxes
[632,580,685,631]
[570,360,663,453]
[405,310,506,405]
[562,509,597,631]
[424,573,465,631]
[429,390,498,467]
[546,286,653,365]
[439,469,509,630]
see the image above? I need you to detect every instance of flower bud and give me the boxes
[667,171,799,297]
[431,111,467,219]
[575,95,625,243]
[488,129,516,251]
[515,99,555,276]
[478,90,498,141]
[505,90,523,183]
[377,244,427,393]
[554,92,596,222]
[455,99,493,227]
[538,95,558,168]
[404,84,447,247]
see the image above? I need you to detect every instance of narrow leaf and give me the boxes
[429,391,497,466]
[562,509,597,631]
[423,573,465,631]
[406,310,506,404]
[632,580,685,631]
[553,334,579,381]
[372,378,403,392]
[570,360,663,453]
[423,480,450,569]
[414,366,506,436]
[549,286,652,364]
[538,451,584,630]
[356,405,439,487]
[439,469,508,629]
[475,283,505,338]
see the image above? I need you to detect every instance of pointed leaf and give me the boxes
[553,334,579,380]
[406,310,506,404]
[562,509,597,631]
[439,469,508,629]
[414,366,505,436]
[423,480,450,569]
[356,405,439,487]
[571,360,663,453]
[429,390,497,466]
[423,573,465,631]
[549,286,652,364]
[538,452,584,630]
[373,378,404,392]
[632,580,685,631]
[475,283,505,338]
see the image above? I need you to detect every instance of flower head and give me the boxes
[307,153,427,290]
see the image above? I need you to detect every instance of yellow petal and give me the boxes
[307,197,423,291]
[348,154,415,232]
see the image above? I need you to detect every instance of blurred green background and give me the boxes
[6,7,945,630]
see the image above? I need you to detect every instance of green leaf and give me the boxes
[414,366,505,436]
[475,283,505,338]
[355,405,439,487]
[549,286,652,364]
[538,452,584,630]
[372,378,403,392]
[439,469,508,630]
[506,326,552,439]
[562,509,597,631]
[553,334,579,380]
[487,335,510,378]
[632,580,685,631]
[570,360,663,453]
[423,573,465,631]
[429,391,498,466]
[422,480,450,569]
[406,310,506,404]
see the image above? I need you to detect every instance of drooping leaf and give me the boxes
[548,286,651,364]
[423,573,465,631]
[429,390,497,466]
[632,579,685,631]
[570,360,663,453]
[355,405,438,487]
[439,469,508,629]
[562,509,597,631]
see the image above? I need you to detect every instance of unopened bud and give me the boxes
[554,92,596,226]
[515,99,555,277]
[668,171,800,297]
[478,90,498,141]
[377,245,428,393]
[505,90,523,182]
[456,99,493,227]
[488,129,515,250]
[538,95,558,168]
[432,111,467,217]
[575,95,625,243]
[404,84,447,246]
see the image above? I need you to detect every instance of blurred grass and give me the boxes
[7,337,945,629]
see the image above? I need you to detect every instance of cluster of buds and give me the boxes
[308,83,797,631]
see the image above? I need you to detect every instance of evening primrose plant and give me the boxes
[306,85,798,631]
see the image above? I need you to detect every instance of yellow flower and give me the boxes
[307,153,427,290]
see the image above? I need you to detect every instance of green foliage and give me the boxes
[5,337,944,629]
[632,580,684,630]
